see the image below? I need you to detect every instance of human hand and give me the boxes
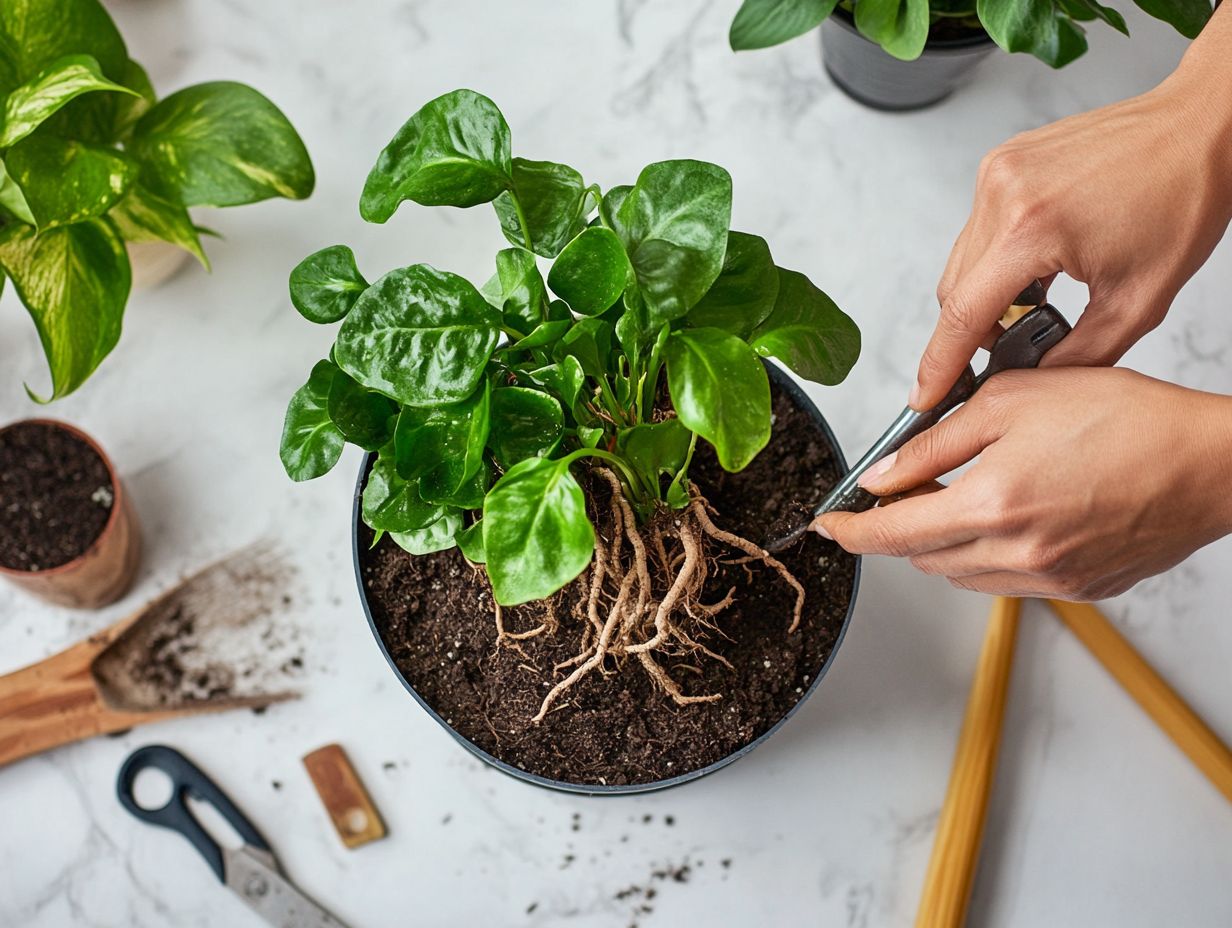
[813,368,1232,599]
[912,39,1232,412]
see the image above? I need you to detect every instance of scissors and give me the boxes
[117,744,349,928]
[764,280,1071,553]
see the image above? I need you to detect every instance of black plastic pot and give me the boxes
[352,364,861,795]
[821,10,996,111]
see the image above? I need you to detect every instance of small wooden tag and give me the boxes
[302,743,387,849]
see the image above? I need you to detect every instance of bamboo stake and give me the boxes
[915,597,1021,928]
[1047,599,1232,805]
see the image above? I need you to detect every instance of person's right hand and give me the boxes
[911,21,1232,411]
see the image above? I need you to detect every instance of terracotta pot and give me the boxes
[127,240,192,290]
[0,420,141,609]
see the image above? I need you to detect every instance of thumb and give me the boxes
[858,396,1008,496]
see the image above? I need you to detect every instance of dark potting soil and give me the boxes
[0,422,114,571]
[359,384,858,786]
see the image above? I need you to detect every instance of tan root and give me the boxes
[491,467,809,723]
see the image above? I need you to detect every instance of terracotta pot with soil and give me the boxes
[0,420,141,608]
[356,368,859,793]
[280,90,865,794]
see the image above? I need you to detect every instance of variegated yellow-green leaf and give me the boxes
[0,0,127,94]
[111,58,155,141]
[4,135,135,228]
[0,218,130,401]
[109,181,209,268]
[0,156,34,224]
[130,81,314,207]
[0,54,137,147]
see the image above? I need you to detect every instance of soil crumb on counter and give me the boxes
[361,385,858,785]
[0,421,114,571]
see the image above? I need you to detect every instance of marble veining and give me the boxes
[1,1,1230,925]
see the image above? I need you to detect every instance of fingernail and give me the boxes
[858,451,897,489]
[811,522,833,540]
[908,378,922,410]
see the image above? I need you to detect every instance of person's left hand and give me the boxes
[812,367,1232,599]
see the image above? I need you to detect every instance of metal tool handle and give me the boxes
[816,299,1071,518]
[117,744,271,881]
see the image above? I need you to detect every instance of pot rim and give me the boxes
[351,363,862,796]
[0,418,126,579]
[829,5,996,52]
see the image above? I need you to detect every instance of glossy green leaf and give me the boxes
[1130,0,1210,38]
[553,316,612,378]
[290,245,369,324]
[0,0,127,95]
[422,462,488,508]
[503,318,572,351]
[493,158,589,257]
[525,355,585,408]
[0,156,34,224]
[619,418,691,478]
[327,366,397,451]
[391,509,462,555]
[109,181,208,268]
[0,218,129,401]
[362,452,446,532]
[665,327,771,472]
[456,520,486,562]
[394,380,490,497]
[483,456,594,605]
[577,425,604,449]
[335,264,501,406]
[5,135,135,228]
[547,226,630,316]
[489,387,564,468]
[486,247,547,334]
[687,231,778,338]
[854,0,930,60]
[280,359,346,481]
[751,268,859,385]
[729,0,840,49]
[1059,0,1128,32]
[978,0,1089,67]
[130,81,314,207]
[613,160,732,327]
[0,54,136,147]
[360,88,511,221]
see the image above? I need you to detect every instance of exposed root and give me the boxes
[691,501,805,634]
[516,472,810,722]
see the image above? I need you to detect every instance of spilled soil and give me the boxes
[360,382,858,785]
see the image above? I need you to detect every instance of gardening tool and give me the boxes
[764,280,1067,554]
[915,598,1232,927]
[0,547,297,769]
[118,744,348,927]
[915,596,1021,928]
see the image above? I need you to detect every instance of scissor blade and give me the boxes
[224,846,349,928]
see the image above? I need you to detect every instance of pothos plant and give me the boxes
[729,0,1211,66]
[0,0,313,400]
[281,89,859,720]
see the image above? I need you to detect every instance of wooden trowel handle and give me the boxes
[0,619,180,768]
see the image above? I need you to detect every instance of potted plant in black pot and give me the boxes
[728,0,1213,110]
[0,0,314,401]
[281,89,864,794]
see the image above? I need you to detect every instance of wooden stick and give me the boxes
[1048,599,1232,805]
[915,597,1021,928]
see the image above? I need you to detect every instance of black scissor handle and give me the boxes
[117,744,271,882]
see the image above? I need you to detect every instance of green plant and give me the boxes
[729,0,1211,66]
[282,89,859,718]
[0,0,313,400]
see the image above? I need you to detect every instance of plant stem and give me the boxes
[511,192,534,252]
[565,447,650,504]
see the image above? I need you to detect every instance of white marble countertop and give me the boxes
[2,1,1230,925]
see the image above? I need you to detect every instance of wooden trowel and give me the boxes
[0,546,299,768]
